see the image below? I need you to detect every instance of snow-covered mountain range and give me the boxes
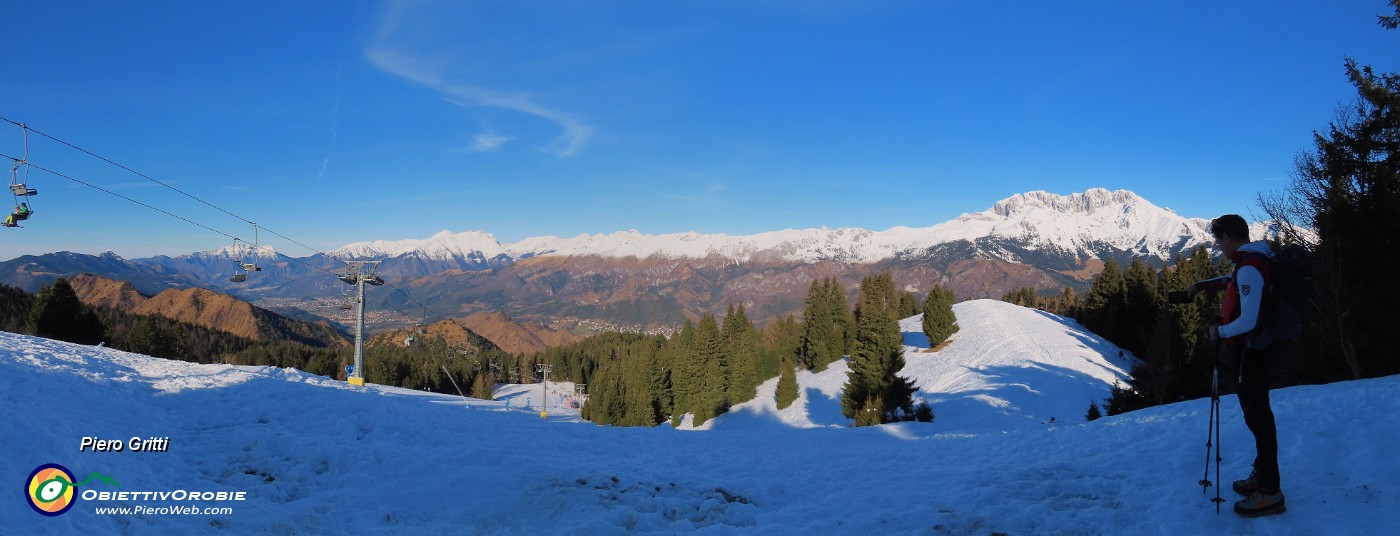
[324,188,1223,265]
[0,188,1275,332]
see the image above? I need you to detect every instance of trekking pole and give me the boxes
[1198,359,1217,501]
[1211,355,1225,513]
[1195,341,1227,514]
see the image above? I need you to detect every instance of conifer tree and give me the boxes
[826,277,854,366]
[1082,258,1126,344]
[1259,8,1400,380]
[1123,257,1163,351]
[922,285,959,348]
[28,277,104,344]
[898,291,921,318]
[471,372,495,400]
[0,284,34,333]
[775,353,799,410]
[759,314,799,380]
[127,315,180,359]
[649,338,674,418]
[842,272,917,425]
[582,360,626,425]
[692,315,726,425]
[853,396,884,427]
[1001,287,1039,307]
[797,279,833,370]
[621,346,658,426]
[722,304,759,404]
[669,320,699,420]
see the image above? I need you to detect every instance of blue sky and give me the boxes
[1,1,1395,259]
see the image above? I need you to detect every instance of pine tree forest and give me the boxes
[561,304,797,427]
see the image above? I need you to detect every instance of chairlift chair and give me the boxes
[228,237,252,283]
[338,287,355,310]
[240,223,262,273]
[407,307,431,335]
[230,261,248,283]
[5,124,36,228]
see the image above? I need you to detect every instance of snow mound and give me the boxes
[705,299,1136,433]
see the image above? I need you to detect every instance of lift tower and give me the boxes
[339,260,384,386]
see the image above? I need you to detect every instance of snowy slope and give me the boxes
[5,329,1397,534]
[323,189,1221,264]
[702,300,1137,433]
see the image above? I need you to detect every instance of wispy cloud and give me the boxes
[365,3,594,157]
[464,132,516,153]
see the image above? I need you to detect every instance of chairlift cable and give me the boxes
[2,151,435,322]
[0,116,330,268]
[3,149,441,326]
[0,151,238,241]
[0,118,468,328]
[0,115,254,227]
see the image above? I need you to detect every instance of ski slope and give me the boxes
[5,304,1400,534]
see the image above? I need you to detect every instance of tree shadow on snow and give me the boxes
[920,361,1124,433]
[803,387,848,427]
[901,329,930,348]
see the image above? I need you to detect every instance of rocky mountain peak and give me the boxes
[990,189,1149,218]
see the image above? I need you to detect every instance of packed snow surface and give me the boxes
[5,301,1398,534]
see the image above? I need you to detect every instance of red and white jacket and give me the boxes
[1195,241,1274,344]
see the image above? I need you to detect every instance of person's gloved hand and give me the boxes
[1205,323,1223,343]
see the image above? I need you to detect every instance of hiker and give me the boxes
[1186,214,1286,517]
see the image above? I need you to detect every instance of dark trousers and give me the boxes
[1234,343,1280,492]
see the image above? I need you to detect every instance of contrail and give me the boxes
[318,81,345,181]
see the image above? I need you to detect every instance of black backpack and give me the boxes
[1244,243,1314,349]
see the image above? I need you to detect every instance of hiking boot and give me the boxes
[1232,472,1259,496]
[1235,489,1286,518]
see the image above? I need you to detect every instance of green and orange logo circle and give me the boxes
[26,463,77,516]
